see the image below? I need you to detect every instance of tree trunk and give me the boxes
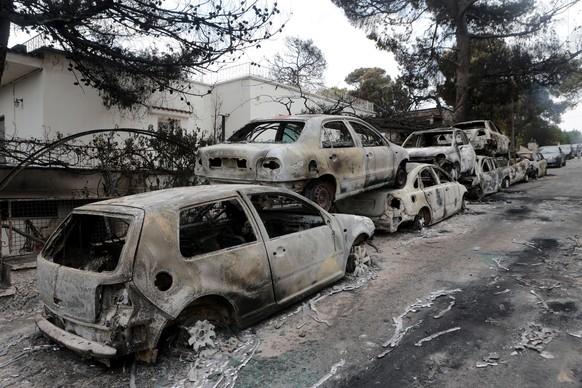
[453,7,471,123]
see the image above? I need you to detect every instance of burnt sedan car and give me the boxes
[335,164,467,232]
[196,115,409,210]
[516,150,547,179]
[538,145,566,167]
[453,120,510,156]
[36,185,374,363]
[401,127,477,179]
[462,156,509,199]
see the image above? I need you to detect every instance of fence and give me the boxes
[1,199,98,257]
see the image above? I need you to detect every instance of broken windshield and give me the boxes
[228,121,305,143]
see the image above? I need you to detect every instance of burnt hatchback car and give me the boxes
[196,115,409,210]
[36,185,374,363]
[335,164,467,232]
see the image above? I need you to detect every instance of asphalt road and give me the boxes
[0,159,581,387]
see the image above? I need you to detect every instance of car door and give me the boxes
[348,120,394,186]
[420,167,446,223]
[433,167,463,215]
[456,130,477,174]
[320,120,366,194]
[246,191,344,305]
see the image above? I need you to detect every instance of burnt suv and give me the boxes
[36,185,374,363]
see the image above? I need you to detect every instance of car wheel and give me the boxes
[461,195,467,211]
[472,185,484,200]
[413,208,431,231]
[394,164,407,188]
[305,179,335,211]
[501,177,510,189]
[346,242,370,275]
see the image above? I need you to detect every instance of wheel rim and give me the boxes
[307,181,334,210]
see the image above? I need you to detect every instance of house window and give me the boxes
[158,117,182,131]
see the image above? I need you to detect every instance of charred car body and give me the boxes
[516,150,547,179]
[463,156,509,199]
[498,156,530,186]
[453,120,510,157]
[36,185,374,362]
[196,115,409,210]
[401,128,477,180]
[335,164,467,232]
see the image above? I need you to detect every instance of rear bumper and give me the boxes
[36,316,117,358]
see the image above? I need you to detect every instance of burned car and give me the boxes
[335,164,467,232]
[196,115,409,210]
[401,128,477,179]
[498,156,530,186]
[462,156,509,199]
[453,120,510,156]
[516,150,547,179]
[36,185,374,362]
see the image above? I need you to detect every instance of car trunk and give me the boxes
[199,143,280,181]
[37,209,143,323]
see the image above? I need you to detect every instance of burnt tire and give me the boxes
[394,164,407,188]
[413,208,431,230]
[501,178,510,189]
[461,195,467,212]
[305,179,335,211]
[472,185,484,200]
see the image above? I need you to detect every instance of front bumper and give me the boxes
[36,316,117,358]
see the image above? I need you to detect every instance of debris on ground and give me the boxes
[494,289,511,295]
[310,359,345,388]
[178,331,260,388]
[433,299,455,319]
[414,327,461,347]
[530,290,550,311]
[492,258,509,271]
[512,239,543,252]
[378,289,462,357]
[514,323,559,356]
[476,352,501,368]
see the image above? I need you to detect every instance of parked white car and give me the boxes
[196,115,409,210]
[453,120,510,156]
[401,127,477,180]
[335,163,467,232]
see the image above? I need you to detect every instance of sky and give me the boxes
[243,0,581,132]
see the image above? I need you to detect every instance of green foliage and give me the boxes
[344,67,411,117]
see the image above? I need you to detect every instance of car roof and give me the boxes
[409,127,456,134]
[76,185,293,212]
[248,114,363,123]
